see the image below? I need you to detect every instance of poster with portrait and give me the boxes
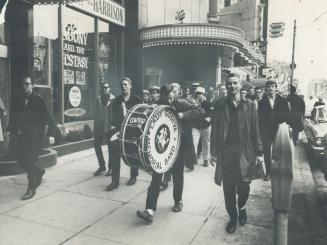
[33,36,50,86]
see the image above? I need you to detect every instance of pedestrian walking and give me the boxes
[246,87,256,101]
[149,85,160,104]
[136,84,205,223]
[171,82,197,170]
[211,72,263,234]
[141,89,151,104]
[6,76,60,200]
[258,80,291,181]
[240,88,247,101]
[253,86,263,109]
[106,77,141,191]
[313,97,325,107]
[288,85,305,145]
[192,86,211,167]
[93,82,115,176]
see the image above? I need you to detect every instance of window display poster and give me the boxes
[63,23,89,85]
[33,36,50,86]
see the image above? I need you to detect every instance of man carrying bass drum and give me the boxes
[136,84,205,223]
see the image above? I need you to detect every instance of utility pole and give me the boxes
[290,20,296,86]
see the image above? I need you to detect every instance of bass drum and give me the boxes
[120,104,181,174]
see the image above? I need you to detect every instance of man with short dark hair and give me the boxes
[136,84,205,223]
[240,88,247,100]
[246,87,255,101]
[254,86,263,109]
[93,82,115,176]
[211,73,263,234]
[106,77,141,191]
[149,85,160,104]
[6,76,60,200]
[258,80,291,181]
[141,89,150,104]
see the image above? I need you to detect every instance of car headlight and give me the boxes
[315,137,323,145]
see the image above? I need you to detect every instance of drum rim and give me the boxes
[120,104,145,169]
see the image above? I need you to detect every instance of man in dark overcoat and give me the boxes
[7,76,60,200]
[258,80,291,181]
[93,82,115,176]
[136,84,205,223]
[211,73,263,234]
[287,85,305,145]
[106,77,141,191]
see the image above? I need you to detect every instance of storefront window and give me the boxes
[32,5,60,121]
[0,0,8,45]
[33,5,59,87]
[62,7,95,123]
[98,20,116,89]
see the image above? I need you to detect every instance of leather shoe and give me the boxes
[172,201,183,212]
[105,182,119,191]
[126,177,137,186]
[239,209,247,225]
[21,188,36,201]
[225,220,237,234]
[105,169,112,177]
[35,169,45,189]
[136,210,153,223]
[94,167,106,176]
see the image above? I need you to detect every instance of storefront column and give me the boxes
[94,18,99,98]
[58,5,64,125]
[215,48,222,89]
[120,0,125,77]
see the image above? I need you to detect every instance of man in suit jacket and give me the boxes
[258,80,291,181]
[93,82,115,176]
[7,76,60,200]
[106,77,141,191]
[211,73,263,234]
[136,84,205,223]
[287,85,305,145]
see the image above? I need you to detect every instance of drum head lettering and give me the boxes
[143,107,181,174]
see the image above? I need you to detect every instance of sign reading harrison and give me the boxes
[69,0,125,26]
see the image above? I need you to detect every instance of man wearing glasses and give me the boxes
[93,82,115,176]
[6,76,60,200]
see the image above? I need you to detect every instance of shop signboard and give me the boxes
[69,0,125,27]
[64,108,86,117]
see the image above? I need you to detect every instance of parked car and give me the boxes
[303,105,327,158]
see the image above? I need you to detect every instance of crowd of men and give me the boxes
[91,73,307,233]
[6,73,306,235]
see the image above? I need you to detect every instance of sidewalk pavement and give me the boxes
[0,137,326,245]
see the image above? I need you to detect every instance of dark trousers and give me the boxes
[15,134,43,189]
[94,132,111,170]
[110,140,138,184]
[223,171,250,222]
[262,137,273,176]
[145,154,184,211]
[292,130,299,144]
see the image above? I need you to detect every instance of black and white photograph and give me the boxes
[0,0,326,244]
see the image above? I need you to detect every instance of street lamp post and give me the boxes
[290,20,297,86]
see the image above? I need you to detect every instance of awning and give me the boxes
[140,23,265,65]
